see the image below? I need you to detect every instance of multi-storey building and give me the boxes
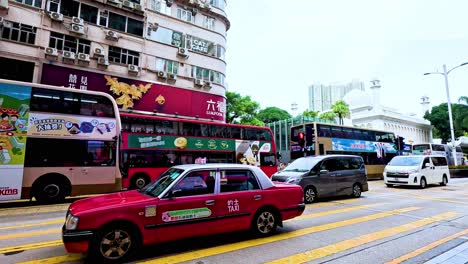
[308,79,365,112]
[0,0,229,121]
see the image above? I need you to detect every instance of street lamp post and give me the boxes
[424,62,468,166]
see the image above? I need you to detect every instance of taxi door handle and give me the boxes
[205,200,215,206]
[254,195,262,200]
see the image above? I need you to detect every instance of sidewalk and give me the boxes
[424,240,468,264]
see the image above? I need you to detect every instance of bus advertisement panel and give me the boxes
[0,83,30,201]
[291,123,398,179]
[0,79,122,203]
[121,113,277,189]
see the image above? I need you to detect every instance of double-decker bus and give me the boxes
[120,112,278,189]
[0,79,121,203]
[290,122,398,179]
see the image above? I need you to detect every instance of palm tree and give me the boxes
[458,96,468,105]
[331,100,350,125]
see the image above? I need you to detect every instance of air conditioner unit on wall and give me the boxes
[122,0,134,9]
[128,64,139,75]
[71,16,84,26]
[157,71,167,79]
[194,79,204,86]
[77,53,90,66]
[167,73,177,80]
[49,12,64,22]
[105,30,119,41]
[177,47,189,58]
[70,24,85,35]
[62,51,76,64]
[106,0,122,7]
[134,3,144,13]
[204,81,212,88]
[98,56,109,67]
[93,47,105,57]
[148,22,159,32]
[166,0,173,7]
[45,47,59,59]
[0,0,8,10]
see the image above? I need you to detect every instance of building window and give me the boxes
[191,66,225,85]
[176,7,194,23]
[155,58,179,74]
[203,15,215,30]
[149,0,172,15]
[108,46,139,66]
[147,26,184,47]
[49,32,91,54]
[210,0,226,10]
[216,45,225,60]
[15,0,42,8]
[80,4,99,24]
[58,0,98,24]
[186,35,216,56]
[108,12,144,36]
[1,21,37,45]
[99,11,109,27]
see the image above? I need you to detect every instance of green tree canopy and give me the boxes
[459,96,468,105]
[257,107,291,124]
[302,110,319,118]
[225,91,262,125]
[424,102,468,143]
[331,100,350,125]
[319,111,337,121]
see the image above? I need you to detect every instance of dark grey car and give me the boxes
[272,155,369,203]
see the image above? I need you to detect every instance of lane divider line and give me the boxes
[137,207,421,264]
[286,203,386,222]
[266,211,457,264]
[16,254,82,264]
[0,205,69,217]
[0,240,62,254]
[0,229,61,240]
[411,193,468,205]
[385,228,468,264]
[0,219,64,231]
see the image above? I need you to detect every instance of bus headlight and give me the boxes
[65,214,79,230]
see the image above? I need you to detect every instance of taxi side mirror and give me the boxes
[167,189,182,199]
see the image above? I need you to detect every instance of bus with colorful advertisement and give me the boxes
[0,79,121,203]
[290,122,398,179]
[120,112,278,189]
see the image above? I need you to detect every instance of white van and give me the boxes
[383,155,450,188]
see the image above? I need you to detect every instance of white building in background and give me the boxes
[308,79,365,112]
[343,79,432,145]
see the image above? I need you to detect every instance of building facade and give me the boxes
[0,0,229,121]
[343,79,433,145]
[308,79,365,112]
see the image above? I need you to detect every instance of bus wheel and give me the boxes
[130,174,150,190]
[34,181,67,203]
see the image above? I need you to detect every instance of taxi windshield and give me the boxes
[140,168,184,197]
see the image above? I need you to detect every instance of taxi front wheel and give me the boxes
[89,223,141,263]
[252,208,278,237]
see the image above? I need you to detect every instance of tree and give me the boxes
[257,107,291,124]
[459,96,468,105]
[319,112,336,121]
[302,110,319,118]
[424,102,468,143]
[331,100,350,125]
[225,91,261,124]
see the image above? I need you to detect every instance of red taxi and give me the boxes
[62,164,305,262]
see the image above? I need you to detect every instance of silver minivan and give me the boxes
[272,155,369,203]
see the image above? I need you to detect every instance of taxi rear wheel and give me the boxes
[252,209,278,237]
[90,223,140,263]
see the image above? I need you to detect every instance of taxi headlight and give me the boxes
[66,214,79,230]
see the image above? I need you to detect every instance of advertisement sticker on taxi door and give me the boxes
[162,208,211,222]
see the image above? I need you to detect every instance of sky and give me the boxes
[224,0,468,116]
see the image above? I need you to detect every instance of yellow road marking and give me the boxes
[0,204,69,217]
[286,203,386,222]
[0,219,63,231]
[267,211,457,264]
[386,228,468,264]
[138,207,420,264]
[305,198,360,209]
[0,240,62,254]
[411,193,468,205]
[16,254,82,264]
[0,229,61,240]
